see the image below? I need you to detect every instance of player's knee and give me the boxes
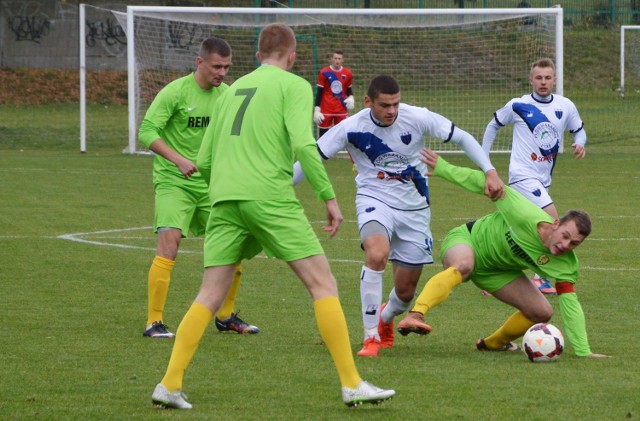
[444,261,473,280]
[529,302,554,323]
[364,250,388,270]
[442,247,474,279]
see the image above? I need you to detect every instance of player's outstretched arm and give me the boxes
[421,148,438,174]
[557,286,610,358]
[481,119,501,156]
[420,149,486,196]
[484,169,505,201]
[451,127,504,200]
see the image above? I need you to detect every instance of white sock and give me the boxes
[382,288,412,323]
[360,265,384,341]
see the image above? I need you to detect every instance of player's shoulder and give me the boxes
[347,108,371,123]
[551,94,578,108]
[154,74,192,102]
[504,95,531,110]
[169,73,195,88]
[285,71,312,88]
[399,102,432,117]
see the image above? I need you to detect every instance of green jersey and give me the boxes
[139,73,228,188]
[197,64,335,204]
[434,157,592,356]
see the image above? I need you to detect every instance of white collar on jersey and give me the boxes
[531,91,553,103]
[369,110,396,128]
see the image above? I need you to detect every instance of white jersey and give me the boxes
[492,93,584,187]
[317,103,459,211]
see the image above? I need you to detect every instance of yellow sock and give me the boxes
[314,296,361,389]
[147,256,175,325]
[412,267,463,315]
[216,264,242,320]
[484,310,534,349]
[161,302,213,391]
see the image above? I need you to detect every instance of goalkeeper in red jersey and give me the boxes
[138,37,258,339]
[397,149,608,358]
[314,49,354,138]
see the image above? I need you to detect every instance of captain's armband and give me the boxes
[555,281,575,295]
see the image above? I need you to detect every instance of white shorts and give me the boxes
[509,178,553,209]
[355,195,434,265]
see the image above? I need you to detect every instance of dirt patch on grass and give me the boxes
[0,68,128,105]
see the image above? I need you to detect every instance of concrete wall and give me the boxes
[0,0,128,69]
[0,0,228,70]
[2,0,638,70]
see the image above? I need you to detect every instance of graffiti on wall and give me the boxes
[3,1,51,43]
[85,16,126,56]
[167,22,207,50]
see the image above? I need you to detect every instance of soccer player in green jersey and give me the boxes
[150,23,395,410]
[138,37,258,338]
[397,149,608,358]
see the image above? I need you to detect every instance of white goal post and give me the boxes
[80,6,563,154]
[620,25,640,98]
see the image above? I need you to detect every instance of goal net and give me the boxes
[620,25,640,98]
[96,6,562,154]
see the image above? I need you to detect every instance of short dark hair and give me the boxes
[560,210,592,237]
[199,37,231,58]
[367,75,400,100]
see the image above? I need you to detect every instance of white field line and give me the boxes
[53,224,364,262]
[44,217,640,270]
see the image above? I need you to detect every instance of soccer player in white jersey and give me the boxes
[295,75,505,357]
[482,58,587,295]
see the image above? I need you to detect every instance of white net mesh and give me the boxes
[112,7,560,153]
[621,26,640,98]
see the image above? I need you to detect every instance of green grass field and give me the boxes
[1,116,638,420]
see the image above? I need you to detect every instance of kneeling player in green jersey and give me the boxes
[397,149,608,358]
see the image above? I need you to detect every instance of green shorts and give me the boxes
[441,223,525,293]
[203,199,325,267]
[154,182,210,237]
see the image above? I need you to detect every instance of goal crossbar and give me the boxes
[79,5,563,154]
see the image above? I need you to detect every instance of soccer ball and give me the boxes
[522,323,564,363]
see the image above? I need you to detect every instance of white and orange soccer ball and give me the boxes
[522,323,565,363]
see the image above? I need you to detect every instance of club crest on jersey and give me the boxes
[400,132,412,145]
[537,255,550,265]
[555,110,563,119]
